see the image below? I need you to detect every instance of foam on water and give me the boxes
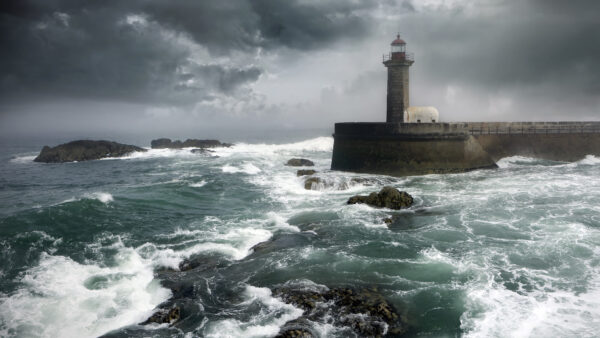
[204,285,303,338]
[0,249,170,338]
[189,180,207,188]
[211,137,333,158]
[9,155,37,164]
[222,163,262,175]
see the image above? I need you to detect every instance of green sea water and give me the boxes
[1,135,600,337]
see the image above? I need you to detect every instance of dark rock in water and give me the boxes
[304,177,323,190]
[151,138,232,149]
[150,138,172,149]
[190,148,216,155]
[347,186,413,210]
[276,327,315,338]
[286,158,315,167]
[141,306,181,325]
[251,233,314,256]
[383,217,393,225]
[273,286,406,337]
[33,140,146,163]
[297,169,317,177]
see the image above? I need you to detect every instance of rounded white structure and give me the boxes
[404,106,439,123]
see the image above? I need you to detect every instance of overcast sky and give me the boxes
[1,0,599,139]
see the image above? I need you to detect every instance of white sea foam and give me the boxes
[211,136,333,158]
[138,227,273,269]
[205,285,303,338]
[0,249,171,338]
[222,163,262,175]
[189,180,207,188]
[86,192,114,204]
[576,155,600,166]
[9,155,37,164]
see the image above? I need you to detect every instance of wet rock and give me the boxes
[273,286,406,337]
[304,177,323,190]
[347,186,413,210]
[297,169,317,177]
[275,328,314,338]
[141,306,181,325]
[286,158,315,167]
[191,148,216,155]
[34,140,146,163]
[151,138,232,149]
[251,233,314,256]
[383,218,393,225]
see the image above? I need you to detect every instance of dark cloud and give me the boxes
[0,0,374,105]
[0,0,598,136]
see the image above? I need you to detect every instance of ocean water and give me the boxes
[1,135,600,337]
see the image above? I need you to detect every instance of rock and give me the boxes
[304,177,323,190]
[33,140,146,163]
[151,138,232,149]
[383,218,393,225]
[273,286,406,337]
[150,138,172,149]
[275,329,314,338]
[191,148,216,155]
[141,306,180,325]
[286,158,315,167]
[297,169,317,177]
[347,186,413,210]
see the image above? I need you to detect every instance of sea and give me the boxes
[1,131,600,338]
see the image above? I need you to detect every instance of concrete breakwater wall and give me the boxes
[331,122,600,176]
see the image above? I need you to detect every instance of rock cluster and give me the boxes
[296,169,317,177]
[286,158,315,167]
[273,286,406,337]
[150,138,232,149]
[140,307,180,325]
[34,140,146,163]
[347,187,413,210]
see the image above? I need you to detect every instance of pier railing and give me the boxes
[466,123,600,135]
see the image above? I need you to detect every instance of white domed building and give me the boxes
[404,106,439,123]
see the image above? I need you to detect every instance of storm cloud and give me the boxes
[0,0,598,137]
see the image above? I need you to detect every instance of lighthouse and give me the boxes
[383,35,414,123]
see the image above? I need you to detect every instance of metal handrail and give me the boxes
[467,125,600,135]
[383,52,414,62]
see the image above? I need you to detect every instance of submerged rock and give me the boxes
[297,169,317,177]
[304,177,324,190]
[190,148,216,155]
[347,186,413,210]
[286,158,315,167]
[273,286,406,337]
[141,306,181,325]
[33,140,146,163]
[151,138,232,149]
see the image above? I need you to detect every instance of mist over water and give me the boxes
[1,135,600,337]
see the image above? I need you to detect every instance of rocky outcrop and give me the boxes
[33,140,146,163]
[140,306,181,325]
[273,286,406,337]
[297,170,317,177]
[303,177,323,190]
[286,158,315,167]
[151,138,232,149]
[347,186,413,210]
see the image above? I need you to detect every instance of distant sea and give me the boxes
[1,132,600,337]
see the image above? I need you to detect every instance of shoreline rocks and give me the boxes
[347,186,413,209]
[273,286,406,337]
[33,140,146,163]
[150,138,232,149]
[286,158,315,167]
[297,169,317,177]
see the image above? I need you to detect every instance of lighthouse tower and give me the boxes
[383,35,414,123]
